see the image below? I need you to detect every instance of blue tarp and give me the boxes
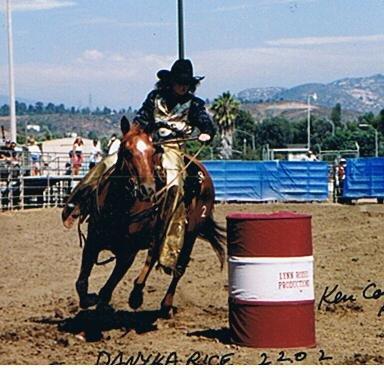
[343,157,384,199]
[203,160,329,202]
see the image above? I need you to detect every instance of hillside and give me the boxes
[0,113,133,141]
[239,101,360,123]
[0,101,362,143]
[237,74,384,113]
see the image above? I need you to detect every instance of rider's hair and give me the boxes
[155,78,199,93]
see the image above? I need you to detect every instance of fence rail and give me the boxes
[0,149,98,177]
[1,149,97,210]
[0,174,82,210]
[0,157,335,211]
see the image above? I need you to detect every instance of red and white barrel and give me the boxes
[227,212,316,348]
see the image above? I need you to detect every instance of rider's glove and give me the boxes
[198,133,211,143]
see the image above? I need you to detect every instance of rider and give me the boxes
[134,58,216,272]
[335,157,347,198]
[63,59,216,272]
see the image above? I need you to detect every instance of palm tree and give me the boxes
[210,91,240,159]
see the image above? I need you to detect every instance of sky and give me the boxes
[0,0,383,110]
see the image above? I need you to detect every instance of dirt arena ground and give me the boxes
[1,202,384,365]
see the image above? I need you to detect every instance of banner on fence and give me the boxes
[203,160,329,202]
[343,157,384,199]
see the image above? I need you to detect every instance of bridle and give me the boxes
[113,135,204,222]
[118,156,144,201]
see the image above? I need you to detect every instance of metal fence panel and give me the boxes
[343,158,384,199]
[203,160,329,202]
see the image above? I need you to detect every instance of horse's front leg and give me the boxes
[128,247,158,310]
[97,250,137,310]
[76,239,100,309]
[159,231,198,319]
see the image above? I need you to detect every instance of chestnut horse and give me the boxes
[63,117,225,317]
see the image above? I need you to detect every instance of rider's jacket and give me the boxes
[134,89,216,141]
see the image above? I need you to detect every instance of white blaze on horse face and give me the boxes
[136,139,149,154]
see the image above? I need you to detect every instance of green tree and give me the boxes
[376,109,384,135]
[233,109,257,159]
[103,106,112,115]
[0,104,9,116]
[27,104,35,114]
[35,101,44,114]
[331,103,342,126]
[255,117,291,149]
[81,107,90,115]
[16,101,27,115]
[55,104,66,114]
[210,91,240,159]
[46,102,56,114]
[87,130,99,140]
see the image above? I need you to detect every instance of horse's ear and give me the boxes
[120,116,130,135]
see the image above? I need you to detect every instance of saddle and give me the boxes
[62,154,204,229]
[153,151,203,205]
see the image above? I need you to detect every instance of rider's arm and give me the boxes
[188,97,217,142]
[134,90,157,132]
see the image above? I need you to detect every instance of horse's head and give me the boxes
[118,116,156,201]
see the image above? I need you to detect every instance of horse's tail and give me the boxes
[198,215,226,270]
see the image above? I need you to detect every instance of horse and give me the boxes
[62,116,226,317]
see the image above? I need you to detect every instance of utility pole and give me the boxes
[359,124,379,157]
[177,0,184,59]
[6,0,17,143]
[325,118,335,136]
[307,93,317,150]
[88,93,93,114]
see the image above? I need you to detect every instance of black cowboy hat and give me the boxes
[157,59,204,85]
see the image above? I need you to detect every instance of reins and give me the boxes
[151,137,205,202]
[153,136,201,146]
[77,136,205,266]
[118,141,205,225]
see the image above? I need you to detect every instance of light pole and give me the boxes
[359,124,378,157]
[325,118,335,136]
[6,0,16,143]
[234,129,255,151]
[307,93,317,150]
[177,0,184,59]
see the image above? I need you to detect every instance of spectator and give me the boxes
[337,158,347,185]
[107,133,121,155]
[11,141,22,160]
[27,137,42,176]
[72,137,84,175]
[334,158,347,200]
[89,138,103,170]
[305,150,318,161]
[65,162,72,176]
[2,140,13,161]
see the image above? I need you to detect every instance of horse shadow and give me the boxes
[34,308,161,342]
[33,309,232,345]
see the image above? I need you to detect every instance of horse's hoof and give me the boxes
[128,287,144,310]
[159,305,177,319]
[79,293,99,309]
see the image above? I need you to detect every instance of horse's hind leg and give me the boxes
[76,239,99,309]
[128,247,157,310]
[97,250,137,309]
[159,231,198,319]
